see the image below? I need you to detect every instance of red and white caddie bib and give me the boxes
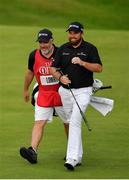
[33,49,62,107]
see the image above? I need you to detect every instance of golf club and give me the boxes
[67,84,92,131]
[100,86,112,90]
[59,70,92,131]
[94,85,112,93]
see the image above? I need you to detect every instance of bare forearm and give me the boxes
[49,67,62,80]
[24,70,34,91]
[81,61,103,72]
[50,67,71,85]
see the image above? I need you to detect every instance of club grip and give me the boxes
[100,86,112,89]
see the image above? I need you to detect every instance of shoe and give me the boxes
[20,146,37,164]
[64,159,80,171]
[76,157,82,166]
[64,156,81,165]
[76,162,82,166]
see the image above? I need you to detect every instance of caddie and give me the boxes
[19,28,69,164]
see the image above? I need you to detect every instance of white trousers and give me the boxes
[59,86,92,162]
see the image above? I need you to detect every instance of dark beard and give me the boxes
[70,38,82,46]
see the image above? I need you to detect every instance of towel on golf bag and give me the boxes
[89,96,114,116]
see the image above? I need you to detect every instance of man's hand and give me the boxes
[23,90,30,102]
[72,57,84,66]
[60,74,71,85]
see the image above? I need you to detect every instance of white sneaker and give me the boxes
[64,158,80,170]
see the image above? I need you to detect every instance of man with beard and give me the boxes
[50,22,103,170]
[20,29,68,164]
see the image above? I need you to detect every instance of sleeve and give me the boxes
[52,48,62,68]
[28,50,36,72]
[88,46,102,65]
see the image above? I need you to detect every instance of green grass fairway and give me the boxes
[0,25,129,179]
[0,0,129,30]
